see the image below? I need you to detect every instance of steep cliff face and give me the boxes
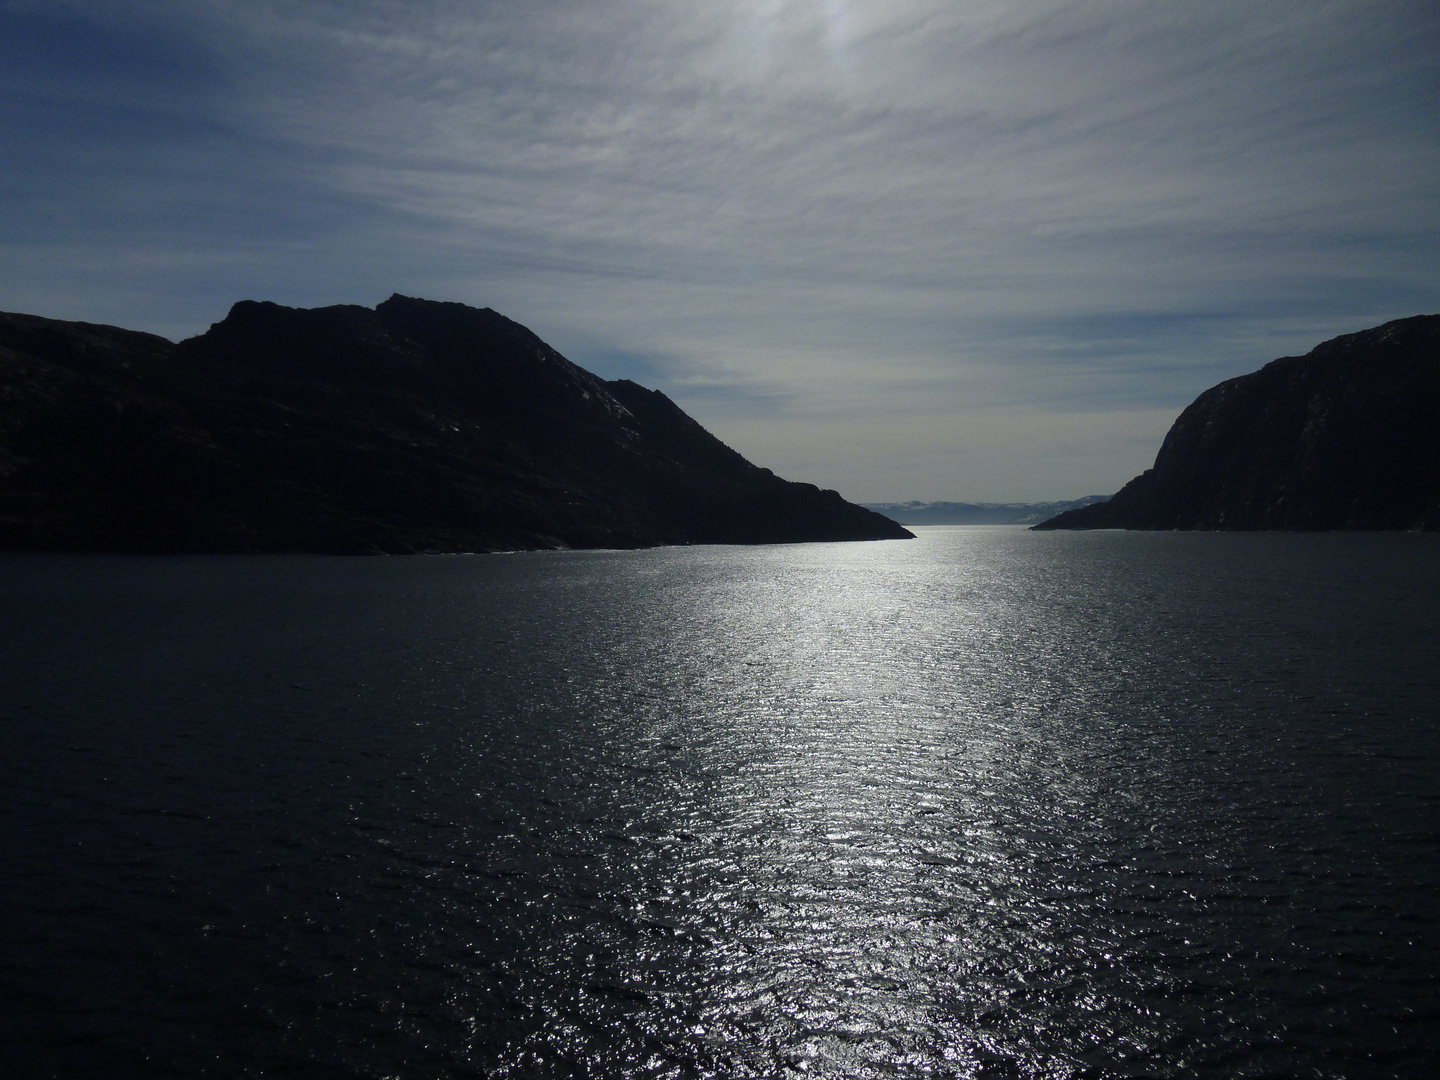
[0,296,911,553]
[1035,315,1440,531]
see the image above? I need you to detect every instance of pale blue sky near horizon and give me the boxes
[2,0,1437,502]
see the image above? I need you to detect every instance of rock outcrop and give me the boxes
[1034,315,1440,531]
[0,296,911,553]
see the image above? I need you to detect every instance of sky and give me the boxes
[2,1,1437,502]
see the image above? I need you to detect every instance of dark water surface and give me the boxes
[2,528,1438,1078]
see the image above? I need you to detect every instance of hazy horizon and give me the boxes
[3,1,1437,502]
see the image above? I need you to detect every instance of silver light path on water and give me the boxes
[2,528,1437,1077]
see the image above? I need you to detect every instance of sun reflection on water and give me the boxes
[4,530,1437,1078]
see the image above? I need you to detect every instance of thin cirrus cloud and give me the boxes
[2,0,1437,500]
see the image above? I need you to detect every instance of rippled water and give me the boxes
[3,528,1438,1078]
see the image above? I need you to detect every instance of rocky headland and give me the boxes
[1034,315,1440,531]
[0,296,911,553]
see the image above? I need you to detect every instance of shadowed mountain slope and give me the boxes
[0,296,911,553]
[1034,315,1440,531]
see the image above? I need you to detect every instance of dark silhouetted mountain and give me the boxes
[1034,315,1440,531]
[0,296,911,553]
[864,497,1109,525]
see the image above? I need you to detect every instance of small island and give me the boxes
[0,296,911,553]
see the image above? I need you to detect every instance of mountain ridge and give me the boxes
[1033,314,1440,531]
[0,295,911,553]
[864,497,1109,526]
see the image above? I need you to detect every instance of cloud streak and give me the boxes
[3,0,1438,499]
